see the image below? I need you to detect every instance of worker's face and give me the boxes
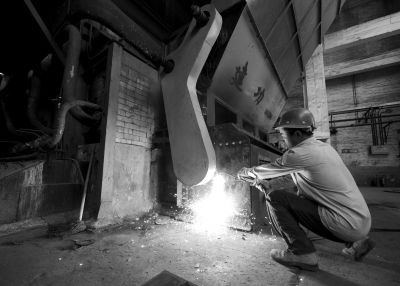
[279,129,302,148]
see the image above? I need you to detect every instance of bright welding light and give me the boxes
[190,174,236,234]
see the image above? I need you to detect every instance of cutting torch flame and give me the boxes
[190,174,236,234]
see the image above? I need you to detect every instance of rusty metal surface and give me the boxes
[210,125,253,230]
[161,4,222,186]
[187,124,281,231]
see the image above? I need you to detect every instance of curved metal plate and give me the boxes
[161,5,222,186]
[209,10,287,130]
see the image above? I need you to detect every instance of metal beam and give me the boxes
[24,0,65,64]
[324,11,400,52]
[319,0,322,45]
[281,22,321,85]
[274,0,318,70]
[330,114,400,123]
[264,1,293,43]
[281,0,336,84]
[331,120,400,129]
[329,101,400,115]
[245,7,288,98]
[325,48,400,79]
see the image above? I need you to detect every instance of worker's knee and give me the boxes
[266,190,286,204]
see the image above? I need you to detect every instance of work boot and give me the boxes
[342,237,375,261]
[270,249,319,271]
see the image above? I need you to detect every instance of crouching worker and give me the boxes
[237,108,374,271]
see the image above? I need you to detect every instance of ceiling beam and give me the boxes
[325,48,400,79]
[324,11,400,51]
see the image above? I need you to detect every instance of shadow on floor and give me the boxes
[293,269,362,286]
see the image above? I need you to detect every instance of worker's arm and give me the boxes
[237,149,307,184]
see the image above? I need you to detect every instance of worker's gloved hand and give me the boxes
[254,183,266,193]
[254,180,272,194]
[236,167,257,184]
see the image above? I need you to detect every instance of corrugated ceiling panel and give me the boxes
[294,0,319,65]
[266,12,297,62]
[276,42,300,78]
[271,13,302,84]
[247,0,287,41]
[244,0,346,97]
[283,61,302,93]
[302,30,320,64]
[293,0,316,22]
[322,0,340,35]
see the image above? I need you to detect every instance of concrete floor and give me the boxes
[0,187,399,286]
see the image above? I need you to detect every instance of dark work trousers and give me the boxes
[266,189,346,255]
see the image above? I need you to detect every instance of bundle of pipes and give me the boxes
[0,70,44,159]
[11,25,102,155]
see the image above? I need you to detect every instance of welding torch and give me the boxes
[217,171,271,195]
[216,171,240,181]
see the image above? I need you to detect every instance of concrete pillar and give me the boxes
[94,43,161,228]
[304,44,330,141]
[95,43,122,227]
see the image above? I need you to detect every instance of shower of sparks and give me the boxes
[189,174,236,234]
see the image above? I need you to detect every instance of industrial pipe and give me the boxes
[51,100,101,147]
[371,109,378,145]
[331,120,400,129]
[329,103,400,115]
[27,73,54,134]
[7,26,102,156]
[0,99,20,137]
[329,114,400,123]
[0,79,32,139]
[68,0,171,71]
[62,25,102,125]
[26,26,101,139]
[12,100,101,153]
[0,74,42,140]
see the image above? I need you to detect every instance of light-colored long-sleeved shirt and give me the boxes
[244,137,371,242]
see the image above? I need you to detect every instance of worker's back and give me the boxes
[291,137,371,241]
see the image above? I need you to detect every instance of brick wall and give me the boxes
[116,52,156,148]
[96,45,162,225]
[327,66,400,168]
[327,66,400,109]
[330,124,400,167]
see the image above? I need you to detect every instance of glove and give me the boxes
[236,167,257,184]
[254,183,266,193]
[254,180,271,194]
